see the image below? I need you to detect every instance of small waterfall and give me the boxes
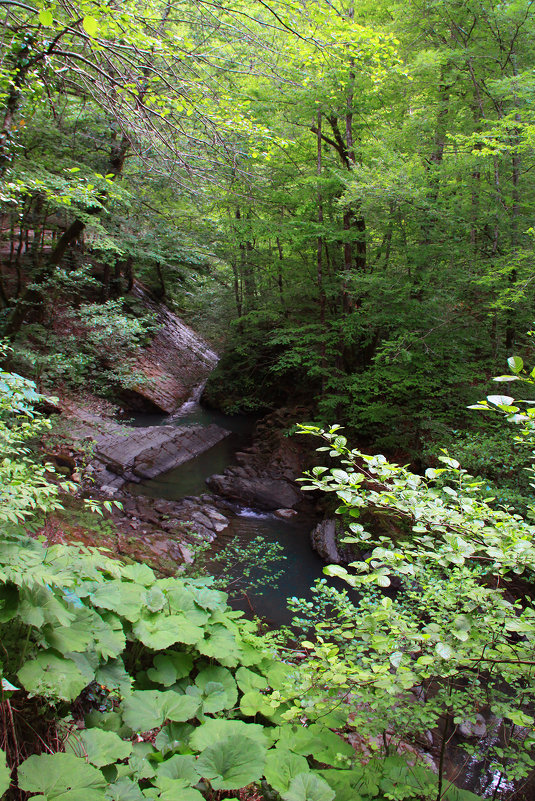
[171,379,208,418]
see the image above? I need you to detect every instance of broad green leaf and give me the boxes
[38,9,54,26]
[192,586,227,610]
[154,755,200,786]
[154,723,194,755]
[272,725,325,756]
[435,642,454,660]
[83,16,98,37]
[236,666,268,693]
[507,355,524,374]
[121,691,166,732]
[42,607,94,653]
[0,747,11,795]
[240,689,273,717]
[122,690,199,732]
[313,730,354,766]
[18,652,89,701]
[190,719,268,752]
[195,666,237,711]
[486,394,515,407]
[147,652,193,686]
[157,783,204,801]
[66,728,132,767]
[197,624,240,664]
[143,587,166,613]
[133,614,203,649]
[121,564,155,586]
[18,753,106,800]
[163,692,200,722]
[90,582,144,622]
[196,735,266,790]
[264,749,309,793]
[105,777,144,801]
[282,772,335,801]
[161,583,210,625]
[92,612,126,660]
[96,659,132,695]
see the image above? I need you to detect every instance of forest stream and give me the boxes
[124,395,326,627]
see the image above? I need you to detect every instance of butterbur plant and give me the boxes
[1,363,452,801]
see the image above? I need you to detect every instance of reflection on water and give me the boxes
[214,508,326,628]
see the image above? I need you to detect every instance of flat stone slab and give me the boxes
[65,409,230,488]
[94,422,230,482]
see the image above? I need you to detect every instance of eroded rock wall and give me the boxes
[126,283,218,413]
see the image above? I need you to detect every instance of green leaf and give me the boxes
[147,652,193,686]
[90,582,145,622]
[190,719,268,752]
[144,587,166,613]
[38,9,54,26]
[122,691,200,732]
[272,724,324,756]
[486,394,515,407]
[154,723,194,755]
[194,666,237,712]
[197,624,241,664]
[96,659,132,695]
[18,753,106,800]
[133,614,203,649]
[18,652,89,701]
[83,16,98,37]
[121,564,155,586]
[282,772,335,801]
[236,666,268,694]
[240,689,273,717]
[154,755,200,786]
[105,778,144,801]
[435,642,454,660]
[66,729,132,767]
[196,735,266,790]
[0,747,11,795]
[42,607,95,653]
[507,355,524,374]
[264,749,309,793]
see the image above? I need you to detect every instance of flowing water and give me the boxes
[125,398,326,627]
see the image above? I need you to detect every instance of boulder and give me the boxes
[206,473,301,510]
[310,519,343,564]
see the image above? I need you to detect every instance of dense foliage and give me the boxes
[3,1,535,799]
[0,0,534,449]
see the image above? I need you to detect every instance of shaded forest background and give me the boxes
[2,0,535,481]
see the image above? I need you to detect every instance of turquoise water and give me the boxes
[125,403,327,626]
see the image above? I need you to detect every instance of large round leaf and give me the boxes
[264,749,309,793]
[122,690,200,732]
[18,753,106,801]
[106,777,145,801]
[133,614,203,650]
[0,747,11,795]
[66,729,132,767]
[154,723,194,755]
[196,735,265,790]
[197,624,241,665]
[147,652,193,686]
[155,755,200,786]
[190,718,268,752]
[236,667,268,694]
[18,652,89,701]
[282,773,335,801]
[194,666,237,712]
